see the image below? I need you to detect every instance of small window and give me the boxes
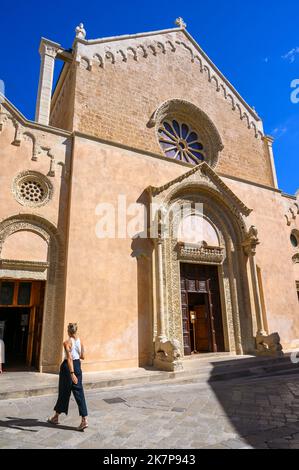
[0,281,15,305]
[291,232,299,248]
[17,282,32,305]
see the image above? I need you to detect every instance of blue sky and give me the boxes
[1,0,298,194]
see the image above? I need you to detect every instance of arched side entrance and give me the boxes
[0,214,65,372]
[147,163,266,371]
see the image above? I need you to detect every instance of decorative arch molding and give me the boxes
[146,162,273,371]
[148,100,224,169]
[0,214,66,372]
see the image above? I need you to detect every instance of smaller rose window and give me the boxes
[13,171,53,208]
[20,180,45,203]
[158,120,206,165]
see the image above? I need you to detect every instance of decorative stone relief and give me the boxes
[285,200,299,226]
[176,241,225,264]
[12,170,53,208]
[0,102,63,173]
[256,330,284,357]
[148,161,255,362]
[154,338,183,371]
[292,253,299,264]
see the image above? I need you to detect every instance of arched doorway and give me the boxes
[148,162,261,371]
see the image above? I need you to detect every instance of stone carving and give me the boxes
[23,132,38,161]
[256,330,284,357]
[148,162,254,359]
[12,170,53,208]
[175,17,187,28]
[177,242,225,264]
[242,225,260,256]
[285,200,299,226]
[155,338,183,371]
[0,101,63,168]
[149,99,224,169]
[75,23,86,40]
[292,253,299,264]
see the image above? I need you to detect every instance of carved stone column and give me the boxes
[153,236,183,371]
[35,39,61,125]
[156,237,167,342]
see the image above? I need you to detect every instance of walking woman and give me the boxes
[48,323,88,430]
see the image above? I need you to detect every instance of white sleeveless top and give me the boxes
[65,337,81,360]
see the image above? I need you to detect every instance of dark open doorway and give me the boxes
[0,307,31,370]
[0,280,45,371]
[180,263,225,356]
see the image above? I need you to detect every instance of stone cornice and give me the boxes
[182,29,261,123]
[73,26,183,46]
[148,162,252,217]
[0,259,49,271]
[0,95,71,137]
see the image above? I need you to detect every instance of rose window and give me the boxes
[158,120,206,164]
[20,180,45,203]
[13,171,53,207]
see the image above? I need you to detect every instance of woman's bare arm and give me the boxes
[80,342,85,360]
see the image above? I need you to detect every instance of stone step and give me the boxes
[0,353,298,400]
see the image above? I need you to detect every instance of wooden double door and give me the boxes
[180,263,225,356]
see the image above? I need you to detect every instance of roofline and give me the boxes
[73,26,183,46]
[74,25,261,123]
[0,93,71,137]
[182,29,261,122]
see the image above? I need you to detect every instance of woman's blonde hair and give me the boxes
[67,323,78,335]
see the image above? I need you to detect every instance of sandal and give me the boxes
[47,416,59,425]
[77,421,88,431]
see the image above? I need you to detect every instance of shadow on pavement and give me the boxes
[207,356,299,449]
[0,417,79,432]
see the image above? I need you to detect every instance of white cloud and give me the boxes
[282,47,299,63]
[271,127,288,139]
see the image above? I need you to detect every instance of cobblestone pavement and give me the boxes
[1,373,299,449]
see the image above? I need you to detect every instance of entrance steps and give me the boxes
[0,352,298,400]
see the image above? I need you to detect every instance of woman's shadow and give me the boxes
[0,417,79,432]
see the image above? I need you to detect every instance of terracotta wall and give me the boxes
[64,136,298,371]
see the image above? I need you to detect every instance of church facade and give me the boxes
[0,20,298,373]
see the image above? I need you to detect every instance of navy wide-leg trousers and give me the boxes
[54,359,88,417]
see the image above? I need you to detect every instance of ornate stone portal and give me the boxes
[147,162,282,371]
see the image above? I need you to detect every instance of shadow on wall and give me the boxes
[207,354,299,449]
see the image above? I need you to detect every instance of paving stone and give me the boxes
[1,373,299,448]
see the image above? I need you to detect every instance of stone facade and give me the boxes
[0,21,298,373]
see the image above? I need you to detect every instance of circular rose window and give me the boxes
[158,120,206,165]
[13,171,53,207]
